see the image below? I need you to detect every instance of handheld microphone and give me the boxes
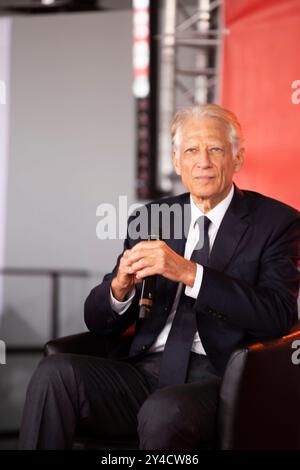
[138,234,158,321]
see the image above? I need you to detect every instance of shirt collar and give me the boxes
[190,184,234,230]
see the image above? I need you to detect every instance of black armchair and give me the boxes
[45,321,300,450]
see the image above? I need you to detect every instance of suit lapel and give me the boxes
[164,192,191,257]
[161,188,250,273]
[208,186,250,272]
[157,192,190,309]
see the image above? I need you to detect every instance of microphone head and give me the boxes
[148,234,159,241]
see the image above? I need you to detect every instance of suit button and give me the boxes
[141,345,147,351]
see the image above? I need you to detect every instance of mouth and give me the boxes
[193,176,215,181]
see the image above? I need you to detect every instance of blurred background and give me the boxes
[0,0,299,449]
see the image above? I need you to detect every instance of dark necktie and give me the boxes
[158,215,211,388]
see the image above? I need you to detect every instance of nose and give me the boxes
[195,148,211,168]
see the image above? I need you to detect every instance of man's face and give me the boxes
[173,117,244,208]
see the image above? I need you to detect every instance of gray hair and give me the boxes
[171,103,244,157]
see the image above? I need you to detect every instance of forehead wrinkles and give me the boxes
[183,133,225,142]
[182,133,229,149]
[182,129,229,142]
[181,121,229,141]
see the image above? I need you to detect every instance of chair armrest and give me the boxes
[44,331,133,359]
[218,320,300,450]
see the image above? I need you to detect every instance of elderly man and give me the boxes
[19,104,300,450]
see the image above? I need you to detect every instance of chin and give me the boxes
[191,182,216,198]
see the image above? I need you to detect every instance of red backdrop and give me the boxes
[221,0,300,209]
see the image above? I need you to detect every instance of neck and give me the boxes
[191,185,233,214]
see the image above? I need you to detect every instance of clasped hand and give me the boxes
[111,240,196,301]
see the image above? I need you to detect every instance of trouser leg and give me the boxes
[19,353,156,449]
[137,353,221,450]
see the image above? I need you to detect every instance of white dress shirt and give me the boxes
[110,185,234,355]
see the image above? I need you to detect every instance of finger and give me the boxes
[121,251,143,268]
[131,240,165,251]
[128,257,152,274]
[126,249,149,264]
[135,266,158,279]
[119,259,136,274]
[120,256,134,268]
[127,245,165,264]
[122,249,132,259]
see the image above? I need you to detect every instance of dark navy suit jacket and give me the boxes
[84,186,300,375]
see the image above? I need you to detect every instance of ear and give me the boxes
[233,147,245,174]
[172,150,182,176]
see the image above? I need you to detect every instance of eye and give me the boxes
[185,147,198,154]
[208,147,224,155]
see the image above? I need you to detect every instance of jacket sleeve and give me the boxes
[84,229,140,336]
[195,213,300,338]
